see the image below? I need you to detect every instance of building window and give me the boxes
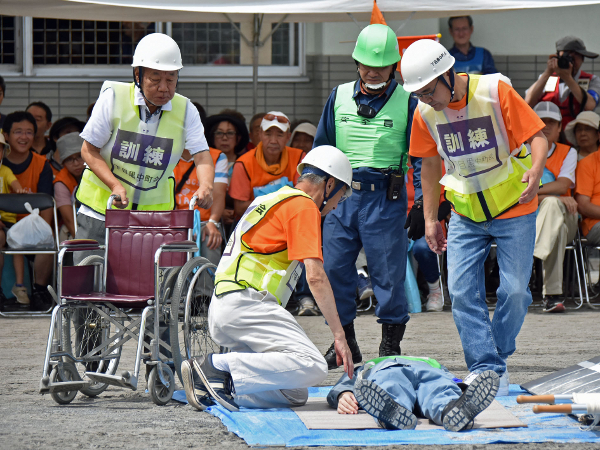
[271,23,299,66]
[0,16,17,65]
[31,19,154,65]
[172,23,240,65]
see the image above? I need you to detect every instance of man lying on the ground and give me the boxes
[327,355,499,432]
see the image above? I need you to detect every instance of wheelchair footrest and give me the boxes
[85,371,138,390]
[39,379,91,394]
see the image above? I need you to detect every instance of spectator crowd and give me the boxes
[0,17,599,321]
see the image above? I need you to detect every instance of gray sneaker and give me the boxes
[442,370,499,432]
[354,377,417,430]
[194,354,239,412]
[11,284,30,306]
[181,358,213,411]
[297,296,321,316]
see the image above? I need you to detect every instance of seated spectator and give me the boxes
[204,112,250,229]
[0,76,6,131]
[525,36,600,131]
[229,111,305,217]
[1,111,54,311]
[247,112,266,151]
[447,16,497,74]
[47,117,85,174]
[531,102,578,313]
[0,134,26,309]
[174,147,228,266]
[289,122,317,154]
[575,125,600,245]
[564,111,600,161]
[26,102,54,157]
[53,133,85,242]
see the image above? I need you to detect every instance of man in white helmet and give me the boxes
[74,33,214,262]
[401,39,548,396]
[181,145,354,412]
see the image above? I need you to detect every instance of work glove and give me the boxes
[437,200,452,222]
[404,199,425,240]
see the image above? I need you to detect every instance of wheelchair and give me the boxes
[40,195,219,405]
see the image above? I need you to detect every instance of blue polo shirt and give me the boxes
[449,44,497,75]
[314,79,422,200]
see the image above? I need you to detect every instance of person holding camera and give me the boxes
[525,36,600,133]
[314,24,420,368]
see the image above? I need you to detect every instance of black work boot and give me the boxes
[378,323,406,357]
[324,322,362,370]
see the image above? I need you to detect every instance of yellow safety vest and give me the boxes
[419,74,532,222]
[77,81,186,214]
[214,186,313,307]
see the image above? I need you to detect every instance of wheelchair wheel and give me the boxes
[60,304,121,397]
[49,364,79,405]
[169,256,220,384]
[148,364,175,406]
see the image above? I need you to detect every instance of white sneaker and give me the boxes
[497,371,510,396]
[426,290,443,312]
[11,284,30,305]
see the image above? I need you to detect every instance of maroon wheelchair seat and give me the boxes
[62,209,194,307]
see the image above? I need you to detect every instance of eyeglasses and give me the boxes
[339,186,351,203]
[12,129,35,137]
[214,131,237,139]
[63,154,83,165]
[410,78,440,100]
[264,114,290,124]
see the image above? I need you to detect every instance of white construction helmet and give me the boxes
[297,145,353,207]
[401,39,455,93]
[131,33,183,71]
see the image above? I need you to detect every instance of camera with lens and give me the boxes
[557,54,574,70]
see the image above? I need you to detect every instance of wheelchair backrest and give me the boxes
[104,209,193,297]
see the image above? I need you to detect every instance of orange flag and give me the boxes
[370,0,387,25]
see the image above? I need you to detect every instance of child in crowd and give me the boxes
[0,134,26,309]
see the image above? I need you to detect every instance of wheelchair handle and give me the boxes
[107,194,121,210]
[190,195,198,210]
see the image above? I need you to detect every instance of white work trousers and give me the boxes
[533,197,578,296]
[208,288,328,409]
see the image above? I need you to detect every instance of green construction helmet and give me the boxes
[352,24,401,67]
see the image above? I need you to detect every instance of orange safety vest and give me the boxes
[545,142,573,197]
[234,146,305,201]
[14,152,49,221]
[53,167,79,196]
[173,148,222,221]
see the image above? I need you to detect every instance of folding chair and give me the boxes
[576,231,600,309]
[0,193,59,317]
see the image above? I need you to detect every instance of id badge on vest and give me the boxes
[111,129,172,191]
[437,116,502,178]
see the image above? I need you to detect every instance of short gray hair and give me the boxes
[297,164,332,185]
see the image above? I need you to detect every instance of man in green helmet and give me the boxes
[314,24,422,368]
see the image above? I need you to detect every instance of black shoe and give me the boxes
[193,354,238,412]
[181,358,214,411]
[542,295,565,313]
[324,322,362,370]
[378,324,406,357]
[442,370,499,432]
[31,284,54,311]
[354,377,417,430]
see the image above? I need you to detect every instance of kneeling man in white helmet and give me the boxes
[182,145,355,411]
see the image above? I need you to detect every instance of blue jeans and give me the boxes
[412,236,440,283]
[323,167,409,326]
[447,212,536,375]
[368,361,462,425]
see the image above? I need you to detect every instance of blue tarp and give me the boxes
[172,385,600,446]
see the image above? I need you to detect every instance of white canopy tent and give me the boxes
[3,0,600,112]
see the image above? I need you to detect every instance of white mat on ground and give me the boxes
[293,397,527,430]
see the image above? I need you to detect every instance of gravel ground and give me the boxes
[0,301,599,449]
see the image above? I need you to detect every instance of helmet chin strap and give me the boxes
[438,70,456,102]
[356,62,397,94]
[301,166,344,212]
[133,67,179,108]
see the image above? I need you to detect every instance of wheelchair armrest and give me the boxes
[60,239,102,252]
[160,240,199,253]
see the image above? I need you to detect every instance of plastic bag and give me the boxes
[7,202,54,249]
